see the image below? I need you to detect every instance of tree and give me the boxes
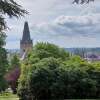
[0,47,8,91]
[0,0,27,32]
[18,43,100,100]
[28,42,69,60]
[18,43,70,100]
[74,48,87,58]
[18,57,65,100]
[9,55,20,93]
[0,0,26,92]
[7,54,20,93]
[10,54,20,69]
[73,0,94,4]
[18,55,100,100]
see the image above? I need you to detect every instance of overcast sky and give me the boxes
[5,0,100,49]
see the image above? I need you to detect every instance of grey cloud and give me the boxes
[31,14,100,38]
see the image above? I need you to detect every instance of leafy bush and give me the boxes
[18,42,100,100]
[28,42,69,60]
[0,47,8,92]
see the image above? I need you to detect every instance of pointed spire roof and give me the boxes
[21,21,31,43]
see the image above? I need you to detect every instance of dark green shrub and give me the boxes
[18,43,100,100]
[0,47,8,92]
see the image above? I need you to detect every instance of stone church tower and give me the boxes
[20,21,33,57]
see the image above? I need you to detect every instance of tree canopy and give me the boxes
[0,0,26,92]
[0,0,27,32]
[73,0,94,4]
[18,43,100,100]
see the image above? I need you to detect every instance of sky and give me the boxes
[5,0,100,49]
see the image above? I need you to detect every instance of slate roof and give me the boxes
[88,54,98,58]
[21,21,32,44]
[84,54,100,61]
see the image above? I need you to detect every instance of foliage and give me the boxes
[28,42,69,60]
[0,47,8,92]
[8,54,20,70]
[18,43,100,100]
[73,0,94,4]
[0,0,27,32]
[6,54,20,93]
[18,43,69,100]
[74,48,86,58]
[0,33,6,47]
[0,0,26,92]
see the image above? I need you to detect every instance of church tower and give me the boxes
[20,21,33,57]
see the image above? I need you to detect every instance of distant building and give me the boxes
[84,54,100,62]
[20,21,33,59]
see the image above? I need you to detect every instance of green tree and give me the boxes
[73,0,94,4]
[0,0,26,92]
[28,42,69,60]
[0,0,27,31]
[18,55,100,100]
[74,48,86,58]
[10,54,20,69]
[18,43,69,100]
[0,47,8,91]
[18,43,100,99]
[7,54,20,93]
[18,57,65,100]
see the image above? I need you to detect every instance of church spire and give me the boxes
[20,21,33,58]
[21,21,31,43]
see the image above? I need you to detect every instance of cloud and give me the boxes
[5,41,19,49]
[31,14,100,38]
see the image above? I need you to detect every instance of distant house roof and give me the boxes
[85,54,100,61]
[88,54,98,59]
